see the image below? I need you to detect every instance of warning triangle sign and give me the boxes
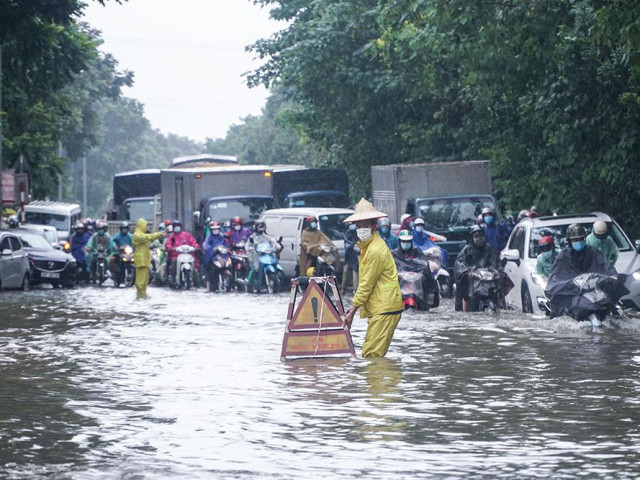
[288,281,344,330]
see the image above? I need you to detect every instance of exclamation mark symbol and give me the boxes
[311,298,319,323]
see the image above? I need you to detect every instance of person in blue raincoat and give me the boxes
[202,221,229,291]
[69,222,91,280]
[378,217,399,251]
[412,218,437,251]
[481,207,510,252]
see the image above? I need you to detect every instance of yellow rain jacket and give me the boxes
[352,232,403,318]
[132,218,163,267]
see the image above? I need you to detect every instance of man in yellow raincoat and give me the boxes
[132,218,165,299]
[343,199,403,358]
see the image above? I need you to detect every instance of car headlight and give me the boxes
[531,272,547,288]
[633,271,640,281]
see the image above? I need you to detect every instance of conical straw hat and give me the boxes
[343,198,387,223]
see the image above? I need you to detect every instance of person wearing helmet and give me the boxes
[378,217,399,251]
[411,218,437,251]
[7,215,19,228]
[299,216,335,277]
[166,220,200,285]
[202,221,230,291]
[481,207,510,251]
[586,221,619,266]
[391,230,438,310]
[109,221,133,284]
[229,216,251,247]
[453,225,502,311]
[341,222,360,295]
[70,222,91,281]
[535,235,558,277]
[246,221,282,291]
[85,221,113,282]
[222,220,232,235]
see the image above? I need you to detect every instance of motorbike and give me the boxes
[398,270,427,310]
[172,244,197,290]
[210,245,233,292]
[544,272,630,331]
[467,267,502,313]
[115,245,135,287]
[150,244,161,285]
[425,246,453,299]
[394,256,438,311]
[231,241,251,291]
[94,245,109,286]
[254,243,285,294]
[309,243,340,277]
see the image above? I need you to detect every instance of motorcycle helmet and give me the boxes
[119,221,129,233]
[481,207,494,216]
[566,223,586,241]
[7,215,19,228]
[593,220,607,235]
[414,218,425,226]
[231,216,243,225]
[538,235,555,252]
[378,217,391,227]
[398,229,413,251]
[306,216,318,229]
[209,221,221,234]
[254,221,266,233]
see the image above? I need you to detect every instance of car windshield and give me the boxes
[124,199,159,222]
[417,197,500,232]
[25,212,68,231]
[288,194,349,208]
[528,221,632,258]
[319,213,352,241]
[207,198,274,224]
[15,233,53,250]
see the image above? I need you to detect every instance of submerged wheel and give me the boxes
[21,273,30,291]
[522,282,534,314]
[183,270,192,290]
[266,272,275,294]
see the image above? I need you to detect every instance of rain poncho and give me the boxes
[203,232,228,265]
[166,230,200,269]
[299,227,334,275]
[535,250,559,277]
[585,233,619,266]
[454,242,502,283]
[352,232,403,318]
[132,218,164,268]
[392,246,439,310]
[483,222,510,251]
[70,231,91,264]
[229,227,251,247]
[545,245,625,319]
[380,231,399,251]
[412,229,437,252]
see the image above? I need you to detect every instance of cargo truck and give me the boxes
[371,160,502,268]
[161,165,350,241]
[109,169,162,232]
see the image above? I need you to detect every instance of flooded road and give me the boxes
[1,285,640,479]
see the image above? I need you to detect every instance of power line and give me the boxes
[99,35,247,51]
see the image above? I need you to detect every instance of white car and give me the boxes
[501,212,640,313]
[0,231,30,290]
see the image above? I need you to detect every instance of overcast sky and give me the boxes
[82,0,282,142]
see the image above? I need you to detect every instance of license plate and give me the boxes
[41,272,60,279]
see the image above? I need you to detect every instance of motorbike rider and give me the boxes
[341,222,360,295]
[481,207,510,251]
[203,221,230,291]
[586,220,619,266]
[299,215,335,277]
[229,216,251,247]
[109,221,133,284]
[392,229,438,309]
[70,222,91,280]
[85,221,113,281]
[247,221,282,291]
[454,225,503,312]
[395,214,414,235]
[222,220,232,235]
[166,220,200,285]
[378,217,399,251]
[412,218,437,251]
[535,235,558,277]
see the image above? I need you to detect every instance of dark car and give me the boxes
[12,229,76,288]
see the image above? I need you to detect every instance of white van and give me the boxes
[260,207,354,278]
[24,201,82,242]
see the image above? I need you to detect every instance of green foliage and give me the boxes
[248,0,640,237]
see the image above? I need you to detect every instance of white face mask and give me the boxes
[356,227,372,241]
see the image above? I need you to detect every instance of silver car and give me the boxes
[501,212,640,313]
[0,231,30,290]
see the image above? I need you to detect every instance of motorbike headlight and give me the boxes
[633,271,640,281]
[124,246,133,254]
[531,272,547,288]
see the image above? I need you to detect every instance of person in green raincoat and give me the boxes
[535,235,559,277]
[586,220,619,266]
[343,199,403,358]
[132,218,165,299]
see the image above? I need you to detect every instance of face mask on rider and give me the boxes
[415,225,424,233]
[98,230,105,236]
[356,227,373,241]
[234,225,241,231]
[484,215,494,225]
[400,241,412,251]
[571,239,586,252]
[541,250,554,260]
[174,227,182,233]
[211,229,220,235]
[380,226,390,235]
[310,221,318,229]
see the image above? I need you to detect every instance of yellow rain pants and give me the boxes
[362,312,402,358]
[135,267,149,299]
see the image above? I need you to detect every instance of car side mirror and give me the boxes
[503,248,521,266]
[635,239,640,253]
[193,211,201,225]
[1,248,11,256]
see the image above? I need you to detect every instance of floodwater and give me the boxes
[1,284,639,479]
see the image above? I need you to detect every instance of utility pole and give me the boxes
[0,44,4,210]
[82,156,87,215]
[58,142,63,201]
